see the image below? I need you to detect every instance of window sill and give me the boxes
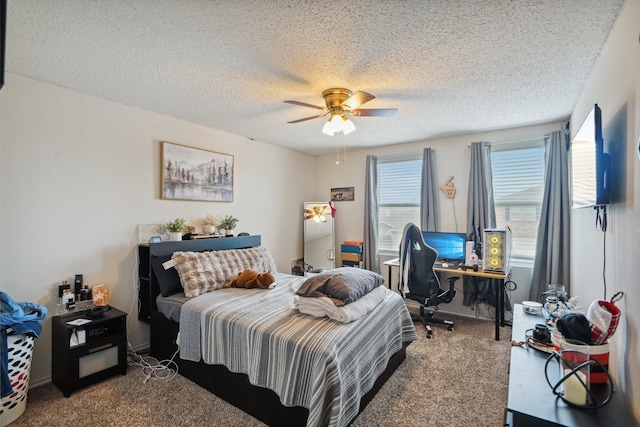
[379,250,398,258]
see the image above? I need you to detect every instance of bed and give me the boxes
[140,236,417,427]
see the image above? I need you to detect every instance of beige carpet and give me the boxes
[11,314,511,427]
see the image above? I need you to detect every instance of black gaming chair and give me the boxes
[399,223,459,338]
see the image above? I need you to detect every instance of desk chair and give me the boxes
[399,223,460,338]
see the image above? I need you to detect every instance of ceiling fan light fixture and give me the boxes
[322,118,337,136]
[309,206,328,222]
[286,87,392,138]
[341,116,356,135]
[322,113,355,136]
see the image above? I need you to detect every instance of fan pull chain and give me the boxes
[335,133,346,165]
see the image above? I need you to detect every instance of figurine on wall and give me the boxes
[441,176,456,198]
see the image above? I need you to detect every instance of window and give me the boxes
[375,143,545,263]
[377,156,422,254]
[505,206,540,221]
[491,141,545,267]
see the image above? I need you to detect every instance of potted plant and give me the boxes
[219,215,239,236]
[164,217,187,241]
[202,214,219,235]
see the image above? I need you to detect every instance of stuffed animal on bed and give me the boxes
[229,269,275,289]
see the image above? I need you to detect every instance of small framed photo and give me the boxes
[149,236,162,243]
[161,141,233,202]
[138,224,166,243]
[331,187,354,201]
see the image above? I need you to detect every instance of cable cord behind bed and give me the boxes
[128,245,178,383]
[129,246,141,336]
[127,345,179,383]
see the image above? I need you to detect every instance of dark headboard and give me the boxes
[137,235,261,322]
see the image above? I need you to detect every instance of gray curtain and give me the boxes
[464,142,496,306]
[420,148,438,231]
[529,130,571,301]
[466,142,496,243]
[363,155,379,273]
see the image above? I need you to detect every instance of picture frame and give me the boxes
[137,224,166,243]
[330,187,354,202]
[161,141,233,202]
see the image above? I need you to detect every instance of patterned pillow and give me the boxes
[172,246,277,298]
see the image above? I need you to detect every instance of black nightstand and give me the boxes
[51,306,127,397]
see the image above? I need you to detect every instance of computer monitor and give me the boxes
[421,231,466,264]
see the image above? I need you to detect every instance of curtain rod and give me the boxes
[494,134,550,145]
[378,151,424,163]
[467,134,550,148]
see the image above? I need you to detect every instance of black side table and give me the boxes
[52,306,127,397]
[506,304,634,426]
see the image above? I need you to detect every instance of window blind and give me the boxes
[491,144,545,266]
[378,159,421,252]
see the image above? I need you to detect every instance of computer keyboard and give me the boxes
[434,261,462,269]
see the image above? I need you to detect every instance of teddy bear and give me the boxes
[229,269,275,289]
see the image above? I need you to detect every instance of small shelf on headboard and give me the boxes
[137,235,262,323]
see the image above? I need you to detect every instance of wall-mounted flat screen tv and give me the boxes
[571,104,609,208]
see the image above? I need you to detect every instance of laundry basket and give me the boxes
[0,334,35,426]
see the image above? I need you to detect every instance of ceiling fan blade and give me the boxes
[351,108,398,117]
[288,113,328,124]
[284,100,326,110]
[341,91,375,110]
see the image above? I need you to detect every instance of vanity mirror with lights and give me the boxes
[303,202,335,274]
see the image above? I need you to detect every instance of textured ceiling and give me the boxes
[5,1,625,155]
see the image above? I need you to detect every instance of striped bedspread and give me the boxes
[179,272,417,427]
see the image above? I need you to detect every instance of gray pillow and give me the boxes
[151,254,183,297]
[296,267,384,306]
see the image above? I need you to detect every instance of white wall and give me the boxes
[0,74,315,386]
[569,0,640,420]
[314,121,564,318]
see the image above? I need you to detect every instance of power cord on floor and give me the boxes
[127,344,179,384]
[465,275,516,327]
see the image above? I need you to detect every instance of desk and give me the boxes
[506,304,634,426]
[383,258,507,340]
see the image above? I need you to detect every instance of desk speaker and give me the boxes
[483,228,512,273]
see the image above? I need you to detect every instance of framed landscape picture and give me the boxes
[161,141,233,202]
[331,187,354,201]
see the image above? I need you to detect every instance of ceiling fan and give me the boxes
[284,88,397,136]
[304,205,329,222]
